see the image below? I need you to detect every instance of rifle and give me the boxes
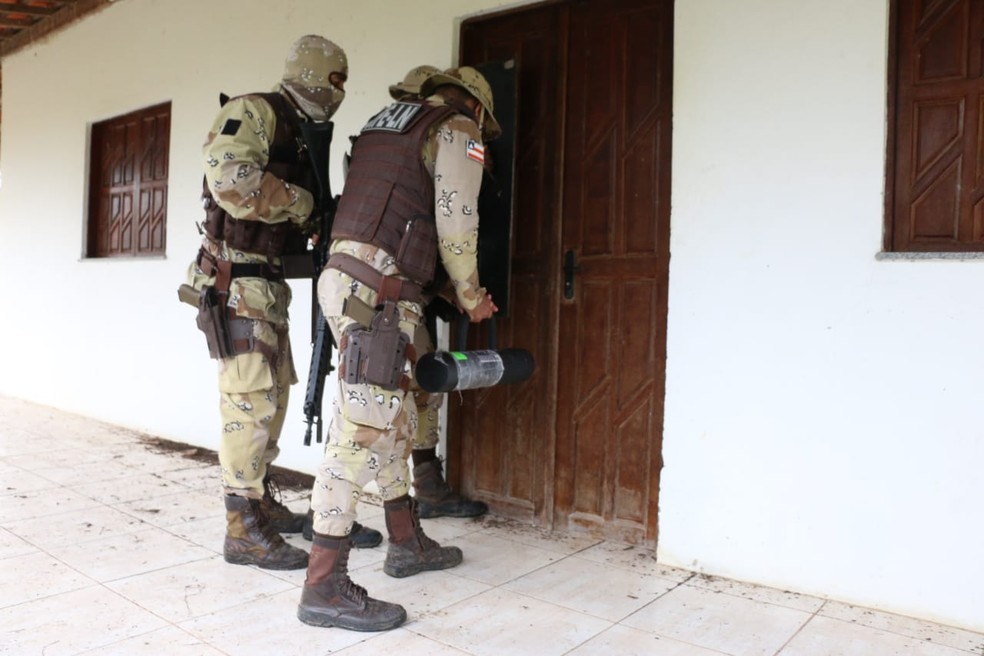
[297,120,337,446]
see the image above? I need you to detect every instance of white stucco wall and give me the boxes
[1,0,981,633]
[660,0,983,632]
[0,0,514,464]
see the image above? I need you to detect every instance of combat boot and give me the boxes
[297,533,407,632]
[258,474,306,533]
[383,494,463,578]
[302,509,383,548]
[412,459,488,519]
[224,495,309,570]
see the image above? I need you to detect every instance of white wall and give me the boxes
[1,0,981,633]
[661,0,984,632]
[0,0,514,468]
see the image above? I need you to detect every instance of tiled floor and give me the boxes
[2,396,983,656]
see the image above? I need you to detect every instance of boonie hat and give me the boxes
[389,65,441,100]
[420,66,501,141]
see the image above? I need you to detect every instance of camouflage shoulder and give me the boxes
[210,93,279,136]
[442,113,482,142]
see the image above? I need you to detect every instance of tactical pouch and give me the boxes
[342,300,409,391]
[196,286,235,360]
[395,215,437,285]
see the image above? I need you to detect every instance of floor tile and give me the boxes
[2,394,983,656]
[114,489,221,527]
[106,556,296,622]
[3,445,111,470]
[0,466,61,494]
[69,473,190,505]
[339,627,472,654]
[180,588,368,655]
[46,526,215,582]
[355,562,493,620]
[79,625,226,655]
[90,445,191,473]
[781,615,974,656]
[29,457,139,487]
[412,587,611,656]
[568,624,730,655]
[688,573,826,614]
[0,526,37,559]
[163,515,226,555]
[577,540,695,583]
[0,486,102,524]
[415,513,488,543]
[818,601,984,653]
[4,503,150,548]
[0,585,168,656]
[443,532,564,586]
[0,551,96,608]
[156,465,222,491]
[503,554,680,621]
[623,583,812,656]
[472,515,604,555]
[0,428,53,456]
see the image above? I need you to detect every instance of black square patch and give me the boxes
[220,119,242,136]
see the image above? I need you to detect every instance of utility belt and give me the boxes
[196,248,285,289]
[326,253,427,392]
[178,248,283,360]
[325,252,423,304]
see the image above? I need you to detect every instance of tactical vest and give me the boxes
[200,92,314,263]
[330,101,456,286]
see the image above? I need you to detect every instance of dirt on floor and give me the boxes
[138,435,314,491]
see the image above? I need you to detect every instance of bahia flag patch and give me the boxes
[466,139,485,165]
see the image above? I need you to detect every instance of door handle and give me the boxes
[563,250,580,300]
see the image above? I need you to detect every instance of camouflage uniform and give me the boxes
[187,93,311,498]
[297,66,499,633]
[184,35,348,571]
[311,97,487,537]
[378,64,490,519]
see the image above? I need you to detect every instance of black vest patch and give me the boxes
[361,102,424,134]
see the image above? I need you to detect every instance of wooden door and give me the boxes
[454,0,672,546]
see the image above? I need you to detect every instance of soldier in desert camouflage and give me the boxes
[386,64,491,521]
[297,66,500,632]
[185,35,383,571]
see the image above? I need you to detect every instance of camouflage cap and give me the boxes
[389,65,442,101]
[420,66,501,141]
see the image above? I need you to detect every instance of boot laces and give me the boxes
[429,459,453,494]
[262,475,290,511]
[410,500,440,550]
[250,499,287,545]
[334,547,369,603]
[341,577,369,604]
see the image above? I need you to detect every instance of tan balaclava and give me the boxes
[281,35,348,122]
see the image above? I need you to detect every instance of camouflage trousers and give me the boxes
[216,319,296,498]
[413,328,442,451]
[311,256,443,536]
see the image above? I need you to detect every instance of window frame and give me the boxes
[883,0,984,254]
[85,101,171,258]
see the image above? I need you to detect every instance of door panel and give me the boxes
[454,5,564,521]
[456,0,672,546]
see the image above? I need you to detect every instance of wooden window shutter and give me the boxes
[87,102,171,257]
[886,0,984,252]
